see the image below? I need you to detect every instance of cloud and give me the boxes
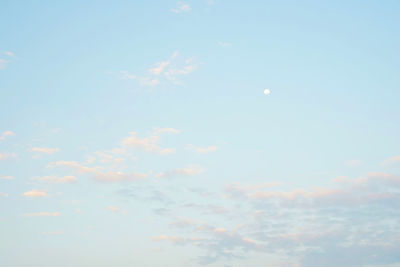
[152,223,259,265]
[0,192,8,197]
[116,51,197,87]
[49,160,147,182]
[34,175,77,184]
[164,57,197,84]
[0,175,14,180]
[5,51,14,57]
[23,212,61,217]
[0,131,15,141]
[155,165,204,179]
[122,131,175,155]
[149,52,178,75]
[30,147,60,155]
[382,155,400,166]
[141,52,197,87]
[0,152,17,160]
[49,161,98,173]
[22,190,48,198]
[95,171,147,182]
[186,144,217,154]
[149,171,400,265]
[171,2,191,13]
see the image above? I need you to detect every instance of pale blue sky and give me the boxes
[1,1,400,266]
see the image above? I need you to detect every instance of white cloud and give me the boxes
[0,131,15,141]
[34,175,77,184]
[5,51,14,57]
[186,144,217,154]
[171,2,191,13]
[155,165,204,179]
[22,190,48,198]
[30,147,60,154]
[23,212,61,217]
[0,192,8,197]
[264,89,271,95]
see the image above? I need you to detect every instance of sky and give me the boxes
[1,0,400,266]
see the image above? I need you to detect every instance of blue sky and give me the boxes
[1,1,400,266]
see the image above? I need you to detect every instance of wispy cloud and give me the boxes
[170,2,191,13]
[49,160,147,183]
[117,51,197,87]
[149,52,178,75]
[0,192,8,197]
[30,147,60,155]
[0,131,15,141]
[22,190,48,198]
[122,129,178,155]
[0,52,15,70]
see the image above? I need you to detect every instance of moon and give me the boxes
[264,89,271,95]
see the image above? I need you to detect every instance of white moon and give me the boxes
[264,89,271,95]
